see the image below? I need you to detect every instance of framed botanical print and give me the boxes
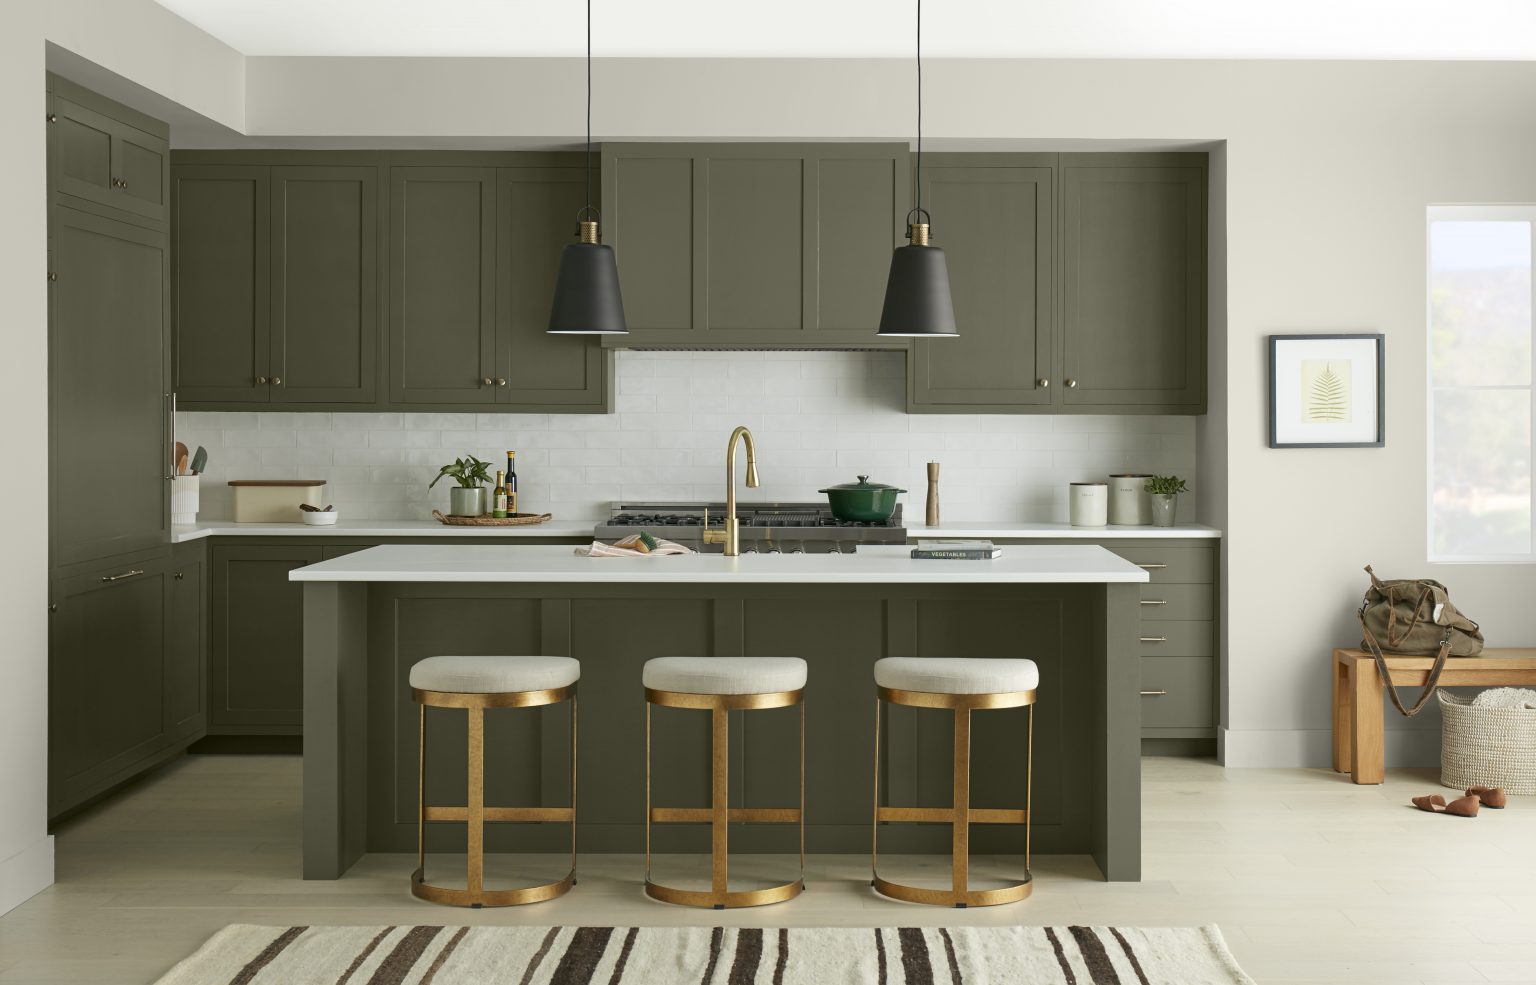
[1268,334,1385,448]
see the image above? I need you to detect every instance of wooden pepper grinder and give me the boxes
[925,462,940,526]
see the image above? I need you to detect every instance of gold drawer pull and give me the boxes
[1140,635,1168,643]
[1140,689,1168,697]
[1140,599,1167,606]
[101,569,145,583]
[1137,563,1168,570]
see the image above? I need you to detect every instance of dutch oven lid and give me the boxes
[819,474,907,493]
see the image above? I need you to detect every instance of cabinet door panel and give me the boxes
[704,157,803,332]
[272,166,378,404]
[1062,162,1205,409]
[168,541,208,736]
[389,168,498,404]
[115,127,169,222]
[49,554,170,814]
[909,162,1054,409]
[496,168,607,407]
[604,154,695,334]
[811,156,903,334]
[51,97,115,206]
[172,166,271,402]
[51,207,170,566]
[210,546,321,732]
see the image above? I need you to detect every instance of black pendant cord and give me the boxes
[914,0,922,221]
[585,0,593,216]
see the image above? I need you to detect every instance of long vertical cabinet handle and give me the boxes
[163,392,174,481]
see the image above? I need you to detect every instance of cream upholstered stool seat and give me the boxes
[410,655,579,909]
[643,656,807,909]
[871,655,1038,908]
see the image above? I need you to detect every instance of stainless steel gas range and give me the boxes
[595,502,907,554]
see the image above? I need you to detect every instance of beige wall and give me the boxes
[12,27,1536,914]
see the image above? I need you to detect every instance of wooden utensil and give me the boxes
[174,441,189,476]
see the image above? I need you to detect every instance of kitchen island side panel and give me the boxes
[344,582,1130,872]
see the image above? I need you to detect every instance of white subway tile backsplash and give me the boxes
[177,350,1196,523]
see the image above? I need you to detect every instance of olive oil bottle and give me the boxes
[491,469,508,519]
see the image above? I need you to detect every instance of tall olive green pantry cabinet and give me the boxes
[46,76,203,818]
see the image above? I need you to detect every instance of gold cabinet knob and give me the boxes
[495,378,507,387]
[482,377,493,386]
[1066,378,1078,388]
[1036,378,1049,388]
[270,376,282,386]
[255,376,267,385]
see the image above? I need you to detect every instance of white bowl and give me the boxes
[301,511,339,526]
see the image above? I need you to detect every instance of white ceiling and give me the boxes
[151,0,1536,59]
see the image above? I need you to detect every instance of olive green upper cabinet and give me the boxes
[173,162,380,406]
[600,143,909,347]
[389,167,499,404]
[47,75,169,227]
[1060,153,1207,412]
[495,167,608,408]
[907,156,1055,410]
[271,166,379,404]
[49,207,170,568]
[172,165,270,403]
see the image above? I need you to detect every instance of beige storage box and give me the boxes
[229,479,326,523]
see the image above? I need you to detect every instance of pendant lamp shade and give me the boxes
[546,0,627,335]
[877,217,957,337]
[877,0,956,338]
[548,219,627,335]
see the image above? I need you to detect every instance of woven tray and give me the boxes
[431,509,553,527]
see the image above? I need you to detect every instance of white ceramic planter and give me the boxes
[448,486,487,518]
[1150,493,1178,527]
[171,475,200,525]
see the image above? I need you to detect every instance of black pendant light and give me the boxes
[548,0,627,335]
[877,0,957,338]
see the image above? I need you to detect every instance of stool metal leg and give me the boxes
[870,696,881,885]
[952,705,970,904]
[466,705,484,901]
[711,705,729,905]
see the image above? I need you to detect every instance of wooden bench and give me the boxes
[1332,647,1536,784]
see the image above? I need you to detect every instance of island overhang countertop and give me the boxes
[289,543,1151,584]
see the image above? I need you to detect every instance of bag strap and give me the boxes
[1358,607,1451,717]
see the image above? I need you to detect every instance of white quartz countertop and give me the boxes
[905,521,1221,539]
[176,519,1220,543]
[171,519,596,542]
[289,543,1150,584]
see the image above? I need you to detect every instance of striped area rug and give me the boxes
[154,923,1255,985]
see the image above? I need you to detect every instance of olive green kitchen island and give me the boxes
[293,544,1149,882]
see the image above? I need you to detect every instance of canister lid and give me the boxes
[228,479,327,486]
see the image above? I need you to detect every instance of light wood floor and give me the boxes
[2,754,1533,985]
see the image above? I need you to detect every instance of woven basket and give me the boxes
[430,509,553,527]
[1439,691,1536,795]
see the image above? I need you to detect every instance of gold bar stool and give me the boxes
[871,656,1037,908]
[643,656,806,909]
[409,655,578,908]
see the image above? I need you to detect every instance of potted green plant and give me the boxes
[430,455,494,517]
[1144,475,1188,527]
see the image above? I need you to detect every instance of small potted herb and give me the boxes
[430,455,494,517]
[1144,475,1188,527]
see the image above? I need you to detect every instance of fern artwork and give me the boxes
[1301,359,1351,424]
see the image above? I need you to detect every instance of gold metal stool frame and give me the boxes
[644,686,805,909]
[411,682,577,908]
[871,685,1034,908]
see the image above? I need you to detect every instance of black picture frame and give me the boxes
[1268,333,1385,448]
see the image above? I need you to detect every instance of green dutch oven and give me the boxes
[819,474,907,523]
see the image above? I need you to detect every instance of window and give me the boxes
[1427,206,1535,562]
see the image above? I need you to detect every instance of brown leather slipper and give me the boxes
[1412,793,1479,817]
[1467,786,1507,808]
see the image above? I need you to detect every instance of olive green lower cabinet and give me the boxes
[48,544,207,818]
[210,545,322,735]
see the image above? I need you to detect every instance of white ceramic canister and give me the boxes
[1108,473,1152,525]
[171,474,200,525]
[1070,481,1108,527]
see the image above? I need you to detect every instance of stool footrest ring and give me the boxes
[411,867,574,908]
[423,806,574,823]
[644,878,803,909]
[872,872,1031,908]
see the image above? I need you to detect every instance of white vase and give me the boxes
[171,475,200,525]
